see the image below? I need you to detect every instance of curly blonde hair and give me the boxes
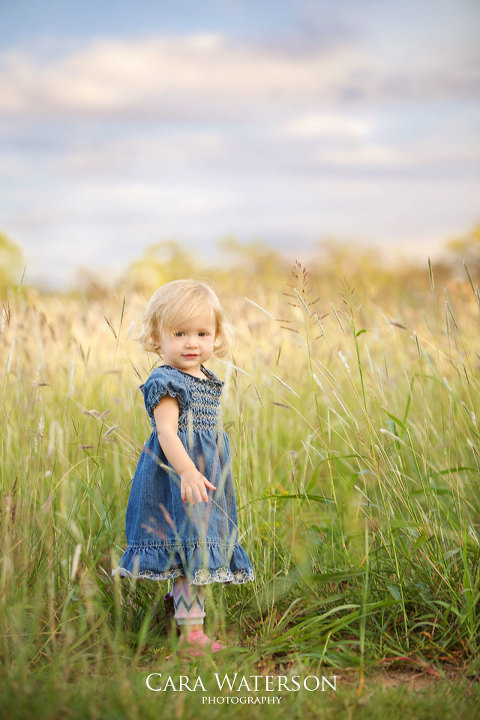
[137,279,233,358]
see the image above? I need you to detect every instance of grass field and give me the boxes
[1,255,479,719]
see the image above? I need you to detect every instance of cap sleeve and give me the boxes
[140,368,191,421]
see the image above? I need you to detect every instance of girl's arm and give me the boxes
[153,395,216,504]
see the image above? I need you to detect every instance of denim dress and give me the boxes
[112,364,255,585]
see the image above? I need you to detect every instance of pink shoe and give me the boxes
[178,630,226,657]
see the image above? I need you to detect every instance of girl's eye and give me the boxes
[174,331,184,337]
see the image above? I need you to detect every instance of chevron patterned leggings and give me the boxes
[172,576,206,626]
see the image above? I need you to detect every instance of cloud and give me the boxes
[0,33,359,118]
[281,113,371,139]
[1,26,478,289]
[1,30,478,125]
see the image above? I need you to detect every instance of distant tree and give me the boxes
[447,223,480,278]
[0,232,24,295]
[123,240,198,292]
[217,236,287,287]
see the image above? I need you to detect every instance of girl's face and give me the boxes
[159,309,217,377]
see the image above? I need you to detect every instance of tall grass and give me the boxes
[0,261,479,719]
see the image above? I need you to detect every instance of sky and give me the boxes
[1,0,479,289]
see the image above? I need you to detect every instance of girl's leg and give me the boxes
[172,577,225,655]
[171,576,206,633]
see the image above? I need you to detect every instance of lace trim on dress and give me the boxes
[111,566,255,585]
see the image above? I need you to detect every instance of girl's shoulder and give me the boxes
[140,365,191,417]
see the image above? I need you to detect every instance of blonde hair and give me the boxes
[137,279,233,357]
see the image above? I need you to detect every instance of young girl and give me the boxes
[112,279,254,656]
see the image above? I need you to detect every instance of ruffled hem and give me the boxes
[111,542,255,586]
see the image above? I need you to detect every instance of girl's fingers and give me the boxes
[196,483,209,503]
[190,484,202,504]
[193,487,202,504]
[182,477,214,504]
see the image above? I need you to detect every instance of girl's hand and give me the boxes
[180,468,216,504]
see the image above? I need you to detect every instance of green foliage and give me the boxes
[1,263,480,717]
[447,222,480,277]
[0,231,23,295]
